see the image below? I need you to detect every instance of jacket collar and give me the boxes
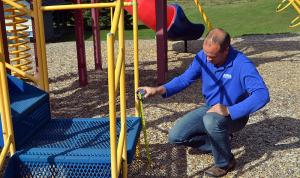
[214,46,236,71]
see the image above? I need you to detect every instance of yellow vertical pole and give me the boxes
[0,23,16,155]
[0,78,8,143]
[0,70,8,150]
[0,0,8,146]
[121,61,128,177]
[110,7,114,25]
[132,0,141,159]
[110,0,122,34]
[36,0,49,92]
[107,33,117,178]
[32,0,45,90]
[133,0,139,117]
[118,7,128,177]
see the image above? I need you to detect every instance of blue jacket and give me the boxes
[163,47,270,120]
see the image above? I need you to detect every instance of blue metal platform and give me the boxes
[4,117,141,178]
[2,75,142,178]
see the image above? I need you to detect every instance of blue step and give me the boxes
[4,117,141,178]
[0,75,51,148]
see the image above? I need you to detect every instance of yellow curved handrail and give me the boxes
[276,0,300,28]
[276,0,294,12]
[290,15,300,27]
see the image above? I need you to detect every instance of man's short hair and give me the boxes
[205,28,231,51]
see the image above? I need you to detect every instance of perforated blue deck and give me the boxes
[4,117,141,178]
[6,155,112,178]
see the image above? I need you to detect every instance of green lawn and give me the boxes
[182,0,300,36]
[57,0,299,41]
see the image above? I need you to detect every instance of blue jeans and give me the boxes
[168,105,248,167]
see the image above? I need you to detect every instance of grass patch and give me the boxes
[178,0,300,36]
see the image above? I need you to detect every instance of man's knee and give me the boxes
[203,113,227,133]
[168,127,182,144]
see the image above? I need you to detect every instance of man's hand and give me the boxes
[207,103,230,116]
[137,86,166,99]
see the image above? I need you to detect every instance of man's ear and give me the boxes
[225,46,230,52]
[223,46,230,55]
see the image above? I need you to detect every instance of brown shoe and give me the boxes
[205,158,236,177]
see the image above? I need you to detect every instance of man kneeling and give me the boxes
[138,28,270,177]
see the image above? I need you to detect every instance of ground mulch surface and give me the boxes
[45,33,300,177]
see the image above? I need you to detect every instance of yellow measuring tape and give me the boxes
[137,90,151,165]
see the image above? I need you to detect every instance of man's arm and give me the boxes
[138,86,166,98]
[162,54,203,97]
[138,52,203,99]
[228,62,270,120]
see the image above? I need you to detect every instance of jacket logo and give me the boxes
[223,73,232,79]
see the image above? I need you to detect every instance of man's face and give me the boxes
[203,41,228,67]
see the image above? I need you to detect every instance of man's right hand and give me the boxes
[137,86,166,99]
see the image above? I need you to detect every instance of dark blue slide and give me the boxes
[167,4,205,41]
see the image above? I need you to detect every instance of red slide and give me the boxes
[124,0,205,41]
[124,0,175,31]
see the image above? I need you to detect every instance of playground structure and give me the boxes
[0,0,143,177]
[0,0,298,177]
[276,0,300,28]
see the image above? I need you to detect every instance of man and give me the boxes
[138,28,270,177]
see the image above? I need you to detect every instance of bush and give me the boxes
[53,10,74,29]
[83,4,132,30]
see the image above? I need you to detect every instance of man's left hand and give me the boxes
[207,103,230,116]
